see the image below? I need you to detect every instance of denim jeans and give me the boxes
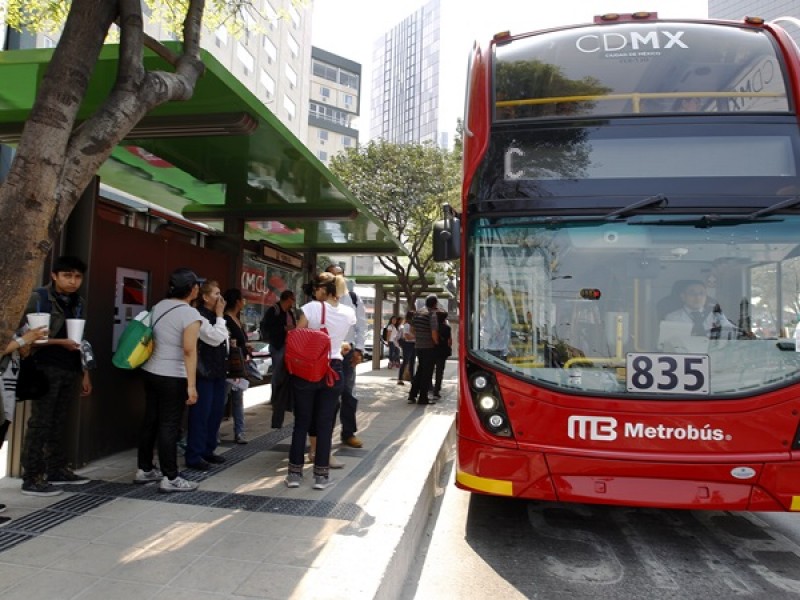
[225,382,245,437]
[187,376,227,464]
[138,372,188,480]
[288,360,344,476]
[399,340,416,382]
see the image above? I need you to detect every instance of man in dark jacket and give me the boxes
[260,290,296,426]
[20,256,92,497]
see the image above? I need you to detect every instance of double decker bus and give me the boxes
[434,12,800,511]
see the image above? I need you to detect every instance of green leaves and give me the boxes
[330,139,461,304]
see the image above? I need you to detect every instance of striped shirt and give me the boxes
[412,308,438,350]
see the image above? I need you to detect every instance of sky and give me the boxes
[310,0,711,146]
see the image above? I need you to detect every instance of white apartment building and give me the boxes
[9,1,312,139]
[145,1,313,140]
[306,46,361,166]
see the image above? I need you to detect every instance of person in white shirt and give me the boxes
[326,264,367,449]
[285,272,356,491]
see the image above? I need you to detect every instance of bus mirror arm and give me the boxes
[433,204,461,262]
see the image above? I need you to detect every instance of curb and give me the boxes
[296,412,456,599]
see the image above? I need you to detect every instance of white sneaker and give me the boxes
[313,475,332,490]
[285,472,303,488]
[159,475,198,493]
[133,468,163,484]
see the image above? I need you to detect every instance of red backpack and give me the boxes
[284,301,339,386]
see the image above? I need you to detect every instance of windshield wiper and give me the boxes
[746,195,800,220]
[605,194,668,221]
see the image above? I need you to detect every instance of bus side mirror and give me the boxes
[433,215,461,261]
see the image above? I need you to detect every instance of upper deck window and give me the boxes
[494,22,790,120]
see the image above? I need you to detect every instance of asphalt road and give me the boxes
[404,465,800,600]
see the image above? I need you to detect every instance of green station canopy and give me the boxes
[0,44,405,255]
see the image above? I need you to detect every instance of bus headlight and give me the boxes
[488,414,505,429]
[471,373,490,391]
[478,395,498,412]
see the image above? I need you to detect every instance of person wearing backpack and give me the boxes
[19,256,92,497]
[285,272,355,491]
[386,316,402,368]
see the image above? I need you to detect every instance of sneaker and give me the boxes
[407,397,417,404]
[235,434,248,445]
[285,472,303,488]
[432,392,441,399]
[203,454,226,464]
[134,468,163,484]
[418,398,437,405]
[397,380,404,385]
[329,457,345,469]
[21,478,64,497]
[313,475,332,490]
[159,476,198,493]
[47,469,90,485]
[186,460,211,471]
[0,503,6,513]
[342,436,363,449]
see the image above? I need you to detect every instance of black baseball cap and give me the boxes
[169,268,205,292]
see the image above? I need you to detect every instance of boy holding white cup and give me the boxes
[19,255,92,497]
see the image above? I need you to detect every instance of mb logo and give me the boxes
[568,416,618,441]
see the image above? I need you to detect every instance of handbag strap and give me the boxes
[151,303,187,331]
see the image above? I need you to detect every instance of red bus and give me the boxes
[434,12,800,511]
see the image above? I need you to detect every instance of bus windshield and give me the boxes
[495,22,790,119]
[469,216,800,397]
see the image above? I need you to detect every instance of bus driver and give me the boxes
[663,280,736,338]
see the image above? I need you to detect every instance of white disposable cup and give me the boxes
[27,313,50,343]
[66,318,86,343]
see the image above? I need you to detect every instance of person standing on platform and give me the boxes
[260,289,296,428]
[223,288,250,444]
[325,264,366,449]
[20,255,92,497]
[407,295,440,405]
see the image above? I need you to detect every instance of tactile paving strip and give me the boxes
[0,426,363,556]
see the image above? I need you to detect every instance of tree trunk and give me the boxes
[0,0,206,345]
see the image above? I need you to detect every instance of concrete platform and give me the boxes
[0,360,457,599]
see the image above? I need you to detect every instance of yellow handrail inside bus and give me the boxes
[496,91,786,113]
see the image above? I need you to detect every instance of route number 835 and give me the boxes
[625,352,709,395]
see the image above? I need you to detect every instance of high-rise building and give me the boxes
[709,1,800,47]
[306,47,361,166]
[709,1,799,20]
[370,0,441,146]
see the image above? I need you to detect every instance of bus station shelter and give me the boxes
[0,44,404,257]
[0,44,406,469]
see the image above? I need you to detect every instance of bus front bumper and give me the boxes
[456,442,800,511]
